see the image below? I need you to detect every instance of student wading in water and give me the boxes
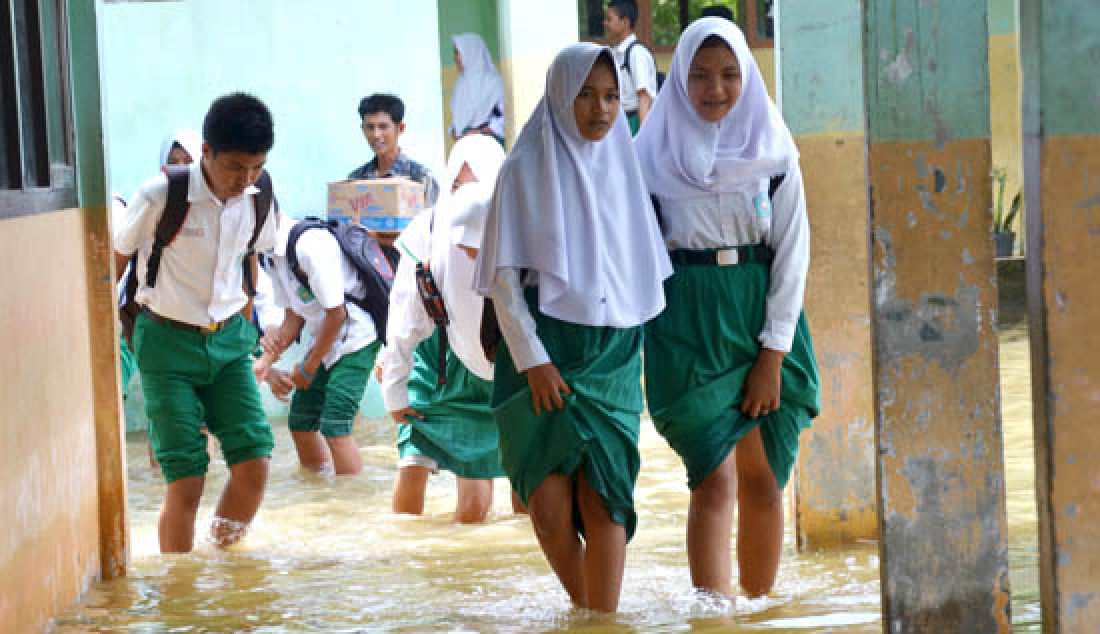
[113,94,279,553]
[380,135,514,521]
[475,43,672,612]
[635,18,820,598]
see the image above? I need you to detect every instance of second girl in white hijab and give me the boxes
[450,33,506,145]
[635,17,820,599]
[475,42,671,613]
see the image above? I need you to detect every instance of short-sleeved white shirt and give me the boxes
[269,226,378,369]
[113,161,278,326]
[613,33,658,112]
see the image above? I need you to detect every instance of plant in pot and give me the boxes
[992,168,1022,258]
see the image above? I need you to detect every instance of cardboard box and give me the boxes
[326,177,426,231]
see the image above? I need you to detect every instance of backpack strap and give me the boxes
[145,165,191,288]
[243,169,276,297]
[622,40,638,78]
[285,217,324,294]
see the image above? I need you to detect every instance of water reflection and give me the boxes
[55,328,1039,632]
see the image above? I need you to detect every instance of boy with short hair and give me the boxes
[113,92,279,553]
[603,0,659,134]
[349,93,440,205]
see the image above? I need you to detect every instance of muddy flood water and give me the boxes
[54,324,1039,633]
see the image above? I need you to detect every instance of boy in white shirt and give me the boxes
[253,216,382,476]
[113,93,279,553]
[604,0,658,134]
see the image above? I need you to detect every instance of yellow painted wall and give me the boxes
[990,31,1023,236]
[0,210,103,633]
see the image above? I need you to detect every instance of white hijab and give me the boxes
[474,43,671,328]
[450,33,505,136]
[441,134,505,249]
[158,128,203,168]
[635,17,798,197]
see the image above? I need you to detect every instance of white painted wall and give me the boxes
[99,0,444,216]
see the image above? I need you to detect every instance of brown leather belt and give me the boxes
[142,307,231,334]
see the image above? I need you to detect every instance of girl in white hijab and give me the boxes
[474,42,671,613]
[450,33,506,144]
[635,18,820,599]
[158,128,203,168]
[379,134,515,523]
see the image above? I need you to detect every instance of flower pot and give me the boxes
[994,231,1016,258]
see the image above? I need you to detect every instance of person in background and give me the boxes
[450,33,506,146]
[603,0,658,134]
[159,128,203,168]
[700,5,735,21]
[349,93,440,206]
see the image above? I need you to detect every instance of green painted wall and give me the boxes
[1022,0,1100,136]
[777,1,864,136]
[865,0,991,142]
[438,0,500,64]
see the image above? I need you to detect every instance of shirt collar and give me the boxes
[370,150,407,177]
[615,33,638,53]
[188,160,260,206]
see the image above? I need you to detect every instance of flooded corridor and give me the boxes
[55,326,1038,633]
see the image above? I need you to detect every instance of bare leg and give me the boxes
[326,435,363,475]
[291,430,333,473]
[210,456,270,548]
[528,474,587,607]
[576,469,627,612]
[159,475,205,553]
[686,451,737,596]
[511,490,529,515]
[735,427,783,597]
[454,477,493,523]
[392,465,431,515]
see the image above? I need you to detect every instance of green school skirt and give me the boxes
[492,288,644,540]
[119,333,137,399]
[397,328,504,479]
[644,256,820,491]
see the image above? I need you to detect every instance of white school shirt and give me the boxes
[656,164,810,353]
[268,228,377,370]
[613,33,658,113]
[380,212,494,411]
[113,161,278,326]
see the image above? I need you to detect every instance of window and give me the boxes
[579,0,772,51]
[0,0,76,219]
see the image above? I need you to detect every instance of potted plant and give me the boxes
[992,168,1022,258]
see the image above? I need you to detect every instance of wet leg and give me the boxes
[326,435,363,475]
[291,430,333,474]
[686,451,737,596]
[735,427,783,597]
[392,465,431,515]
[159,475,205,553]
[576,469,626,612]
[454,477,493,523]
[211,456,270,548]
[528,474,586,607]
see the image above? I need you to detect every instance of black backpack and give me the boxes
[623,40,666,94]
[285,218,396,344]
[118,166,274,345]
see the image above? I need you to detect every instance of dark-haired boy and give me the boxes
[349,93,440,206]
[604,0,658,134]
[113,92,279,553]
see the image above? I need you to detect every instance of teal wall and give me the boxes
[99,0,445,216]
[1021,0,1100,136]
[776,1,864,136]
[865,0,991,142]
[989,0,1017,36]
[438,0,500,64]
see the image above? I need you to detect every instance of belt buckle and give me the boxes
[205,321,221,333]
[716,248,740,266]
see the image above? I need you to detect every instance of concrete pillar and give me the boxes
[863,1,1011,631]
[69,0,128,579]
[776,0,878,549]
[495,0,578,146]
[1020,1,1100,631]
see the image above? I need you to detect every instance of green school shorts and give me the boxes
[288,342,380,438]
[133,311,273,483]
[627,111,641,135]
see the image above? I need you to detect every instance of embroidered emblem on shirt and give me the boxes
[297,286,315,303]
[753,193,772,219]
